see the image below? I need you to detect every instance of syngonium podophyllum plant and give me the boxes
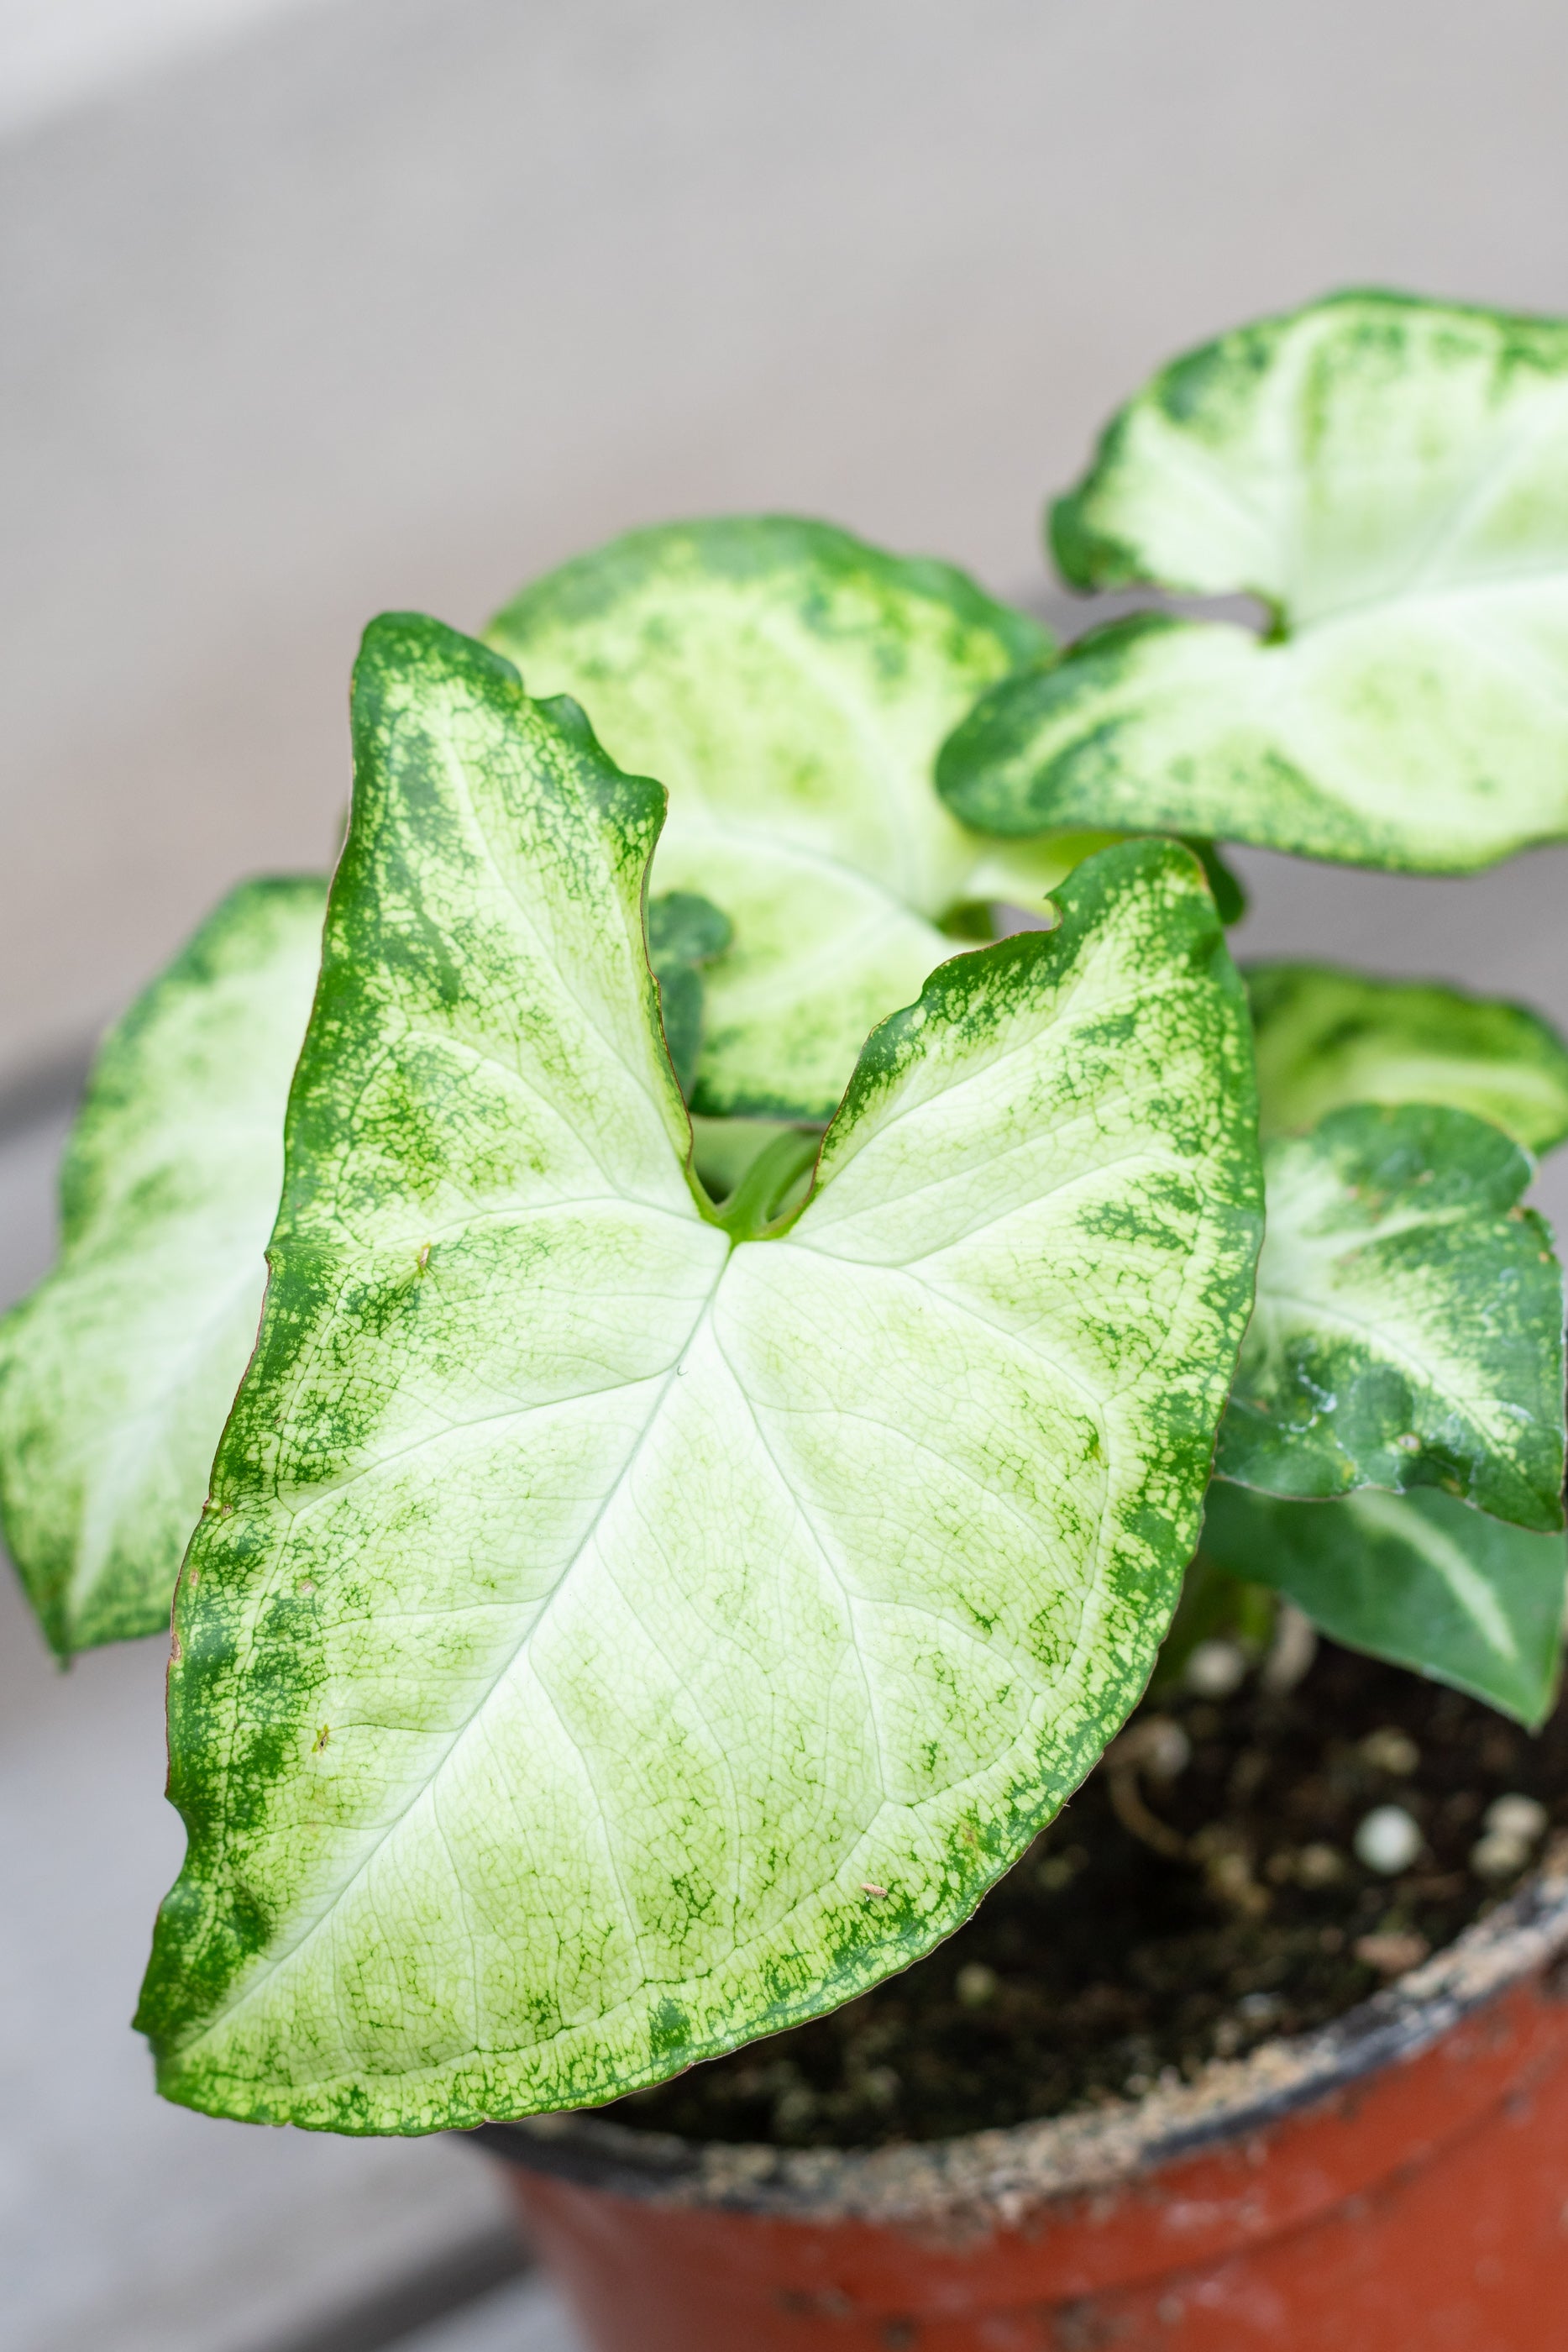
[4,288,1568,2136]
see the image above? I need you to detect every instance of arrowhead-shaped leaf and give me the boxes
[1249,963,1568,1153]
[485,517,1084,1119]
[1219,1105,1565,1529]
[938,291,1568,873]
[0,879,327,1656]
[1201,1481,1567,1726]
[138,614,1261,2133]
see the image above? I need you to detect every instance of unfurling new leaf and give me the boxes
[645,890,732,1100]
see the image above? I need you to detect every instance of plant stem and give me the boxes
[710,1129,823,1242]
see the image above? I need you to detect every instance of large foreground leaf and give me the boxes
[0,879,326,1656]
[938,291,1568,872]
[1249,963,1568,1153]
[139,615,1261,2133]
[1218,1105,1565,1529]
[1201,1481,1567,1726]
[485,517,1104,1119]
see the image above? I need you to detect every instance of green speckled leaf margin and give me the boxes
[485,517,1059,1119]
[1201,1483,1567,1727]
[939,291,1568,873]
[0,878,326,1655]
[1240,964,1568,1157]
[1219,1105,1565,1530]
[1248,963,1568,1153]
[138,615,1261,2134]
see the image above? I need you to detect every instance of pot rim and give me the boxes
[473,1841,1568,2224]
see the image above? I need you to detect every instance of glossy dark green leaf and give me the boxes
[1201,1480,1568,1725]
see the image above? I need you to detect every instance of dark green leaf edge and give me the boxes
[137,629,1263,2131]
[1201,1480,1568,1728]
[1245,961,1568,1157]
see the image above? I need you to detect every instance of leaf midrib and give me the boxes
[181,1260,732,2057]
[176,1124,1171,2057]
[1344,1490,1522,1662]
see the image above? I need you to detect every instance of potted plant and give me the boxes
[5,289,1568,2350]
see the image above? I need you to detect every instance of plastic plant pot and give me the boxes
[477,1849,1568,2350]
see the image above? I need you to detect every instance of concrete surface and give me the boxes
[0,0,330,136]
[406,2276,583,2352]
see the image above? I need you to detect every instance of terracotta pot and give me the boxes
[477,1849,1568,2349]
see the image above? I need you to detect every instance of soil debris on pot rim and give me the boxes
[607,1641,1568,2150]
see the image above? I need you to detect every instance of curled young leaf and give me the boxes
[1219,1104,1566,1530]
[0,879,326,1656]
[485,517,1061,1118]
[1247,962,1568,1154]
[1201,1481,1567,1728]
[689,1114,815,1205]
[138,615,1261,2133]
[645,890,732,1100]
[939,291,1568,873]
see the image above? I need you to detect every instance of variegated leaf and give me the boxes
[138,615,1261,2132]
[939,291,1568,873]
[1249,962,1568,1153]
[485,516,1104,1118]
[1219,1104,1565,1530]
[0,879,326,1654]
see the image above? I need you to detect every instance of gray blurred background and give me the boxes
[4,4,1568,2347]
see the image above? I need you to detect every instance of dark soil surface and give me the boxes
[607,1641,1568,2150]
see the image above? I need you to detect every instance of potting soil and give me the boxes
[606,1641,1568,2149]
